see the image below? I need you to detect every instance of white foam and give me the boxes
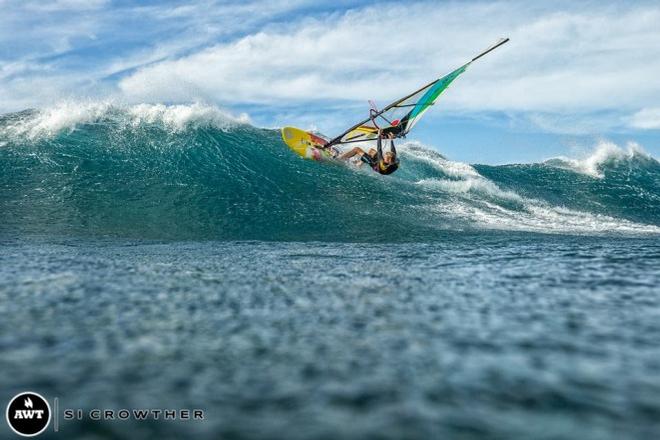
[399,141,521,202]
[402,141,659,235]
[545,140,651,178]
[438,198,660,235]
[1,100,113,140]
[127,103,250,131]
[0,101,250,140]
[417,177,522,202]
[400,141,480,179]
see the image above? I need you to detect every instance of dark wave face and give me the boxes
[1,103,658,241]
[476,153,660,226]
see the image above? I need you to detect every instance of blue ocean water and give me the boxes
[1,103,659,439]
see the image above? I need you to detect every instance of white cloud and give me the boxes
[629,108,660,129]
[0,0,328,112]
[526,112,625,135]
[116,1,660,131]
[3,0,660,136]
[22,0,110,12]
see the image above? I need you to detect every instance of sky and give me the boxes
[1,0,660,163]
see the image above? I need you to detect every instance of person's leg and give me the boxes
[339,147,365,160]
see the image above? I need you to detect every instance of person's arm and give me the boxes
[376,135,384,162]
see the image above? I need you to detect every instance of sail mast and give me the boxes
[326,38,509,147]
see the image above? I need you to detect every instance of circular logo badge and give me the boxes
[5,392,51,437]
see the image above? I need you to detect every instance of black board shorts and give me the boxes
[360,153,377,168]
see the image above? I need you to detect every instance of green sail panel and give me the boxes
[404,65,468,132]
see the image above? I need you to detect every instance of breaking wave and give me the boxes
[1,102,658,241]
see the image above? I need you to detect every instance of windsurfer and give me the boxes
[338,130,399,175]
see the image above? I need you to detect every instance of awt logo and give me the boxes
[5,392,51,437]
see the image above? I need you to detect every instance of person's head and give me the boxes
[383,151,396,165]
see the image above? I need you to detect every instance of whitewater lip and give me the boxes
[0,102,658,241]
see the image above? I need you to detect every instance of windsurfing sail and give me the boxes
[325,38,509,147]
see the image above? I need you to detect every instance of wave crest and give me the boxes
[0,101,249,141]
[544,141,652,178]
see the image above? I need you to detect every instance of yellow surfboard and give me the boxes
[281,126,335,161]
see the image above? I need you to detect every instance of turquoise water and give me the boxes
[1,105,658,240]
[1,104,659,439]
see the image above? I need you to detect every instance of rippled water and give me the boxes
[2,235,659,439]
